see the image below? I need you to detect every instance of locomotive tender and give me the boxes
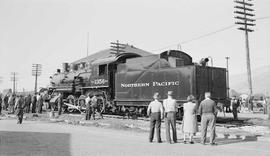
[49,44,227,116]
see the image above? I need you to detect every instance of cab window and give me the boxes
[99,64,107,75]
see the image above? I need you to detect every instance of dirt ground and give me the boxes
[1,110,270,138]
[1,117,270,156]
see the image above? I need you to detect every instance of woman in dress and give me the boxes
[182,95,198,144]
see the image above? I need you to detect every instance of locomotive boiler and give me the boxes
[49,44,228,116]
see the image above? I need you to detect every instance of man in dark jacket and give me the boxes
[24,94,31,113]
[37,94,43,114]
[31,94,37,113]
[4,95,9,110]
[231,96,239,120]
[0,94,2,114]
[199,92,218,145]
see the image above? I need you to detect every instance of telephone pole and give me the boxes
[10,72,18,94]
[234,0,255,96]
[110,40,126,55]
[32,64,42,94]
[225,57,230,98]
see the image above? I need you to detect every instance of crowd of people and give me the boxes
[1,90,269,145]
[85,94,104,120]
[0,91,105,124]
[147,91,218,145]
[0,92,57,124]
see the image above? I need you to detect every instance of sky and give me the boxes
[0,0,269,92]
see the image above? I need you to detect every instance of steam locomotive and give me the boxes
[49,44,227,116]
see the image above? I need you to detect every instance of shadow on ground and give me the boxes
[0,131,71,156]
[176,134,259,145]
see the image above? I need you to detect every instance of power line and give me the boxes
[256,15,270,20]
[180,25,236,44]
[152,24,236,52]
[151,15,269,52]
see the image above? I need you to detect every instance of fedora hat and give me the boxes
[167,91,173,96]
[153,92,160,99]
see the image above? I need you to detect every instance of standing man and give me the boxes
[0,94,2,114]
[57,93,63,116]
[4,95,9,110]
[91,94,98,120]
[163,91,177,144]
[31,94,37,113]
[199,92,218,146]
[266,97,270,120]
[15,95,25,124]
[231,96,239,120]
[24,94,31,113]
[147,92,164,143]
[85,94,92,120]
[37,94,43,114]
[8,94,15,114]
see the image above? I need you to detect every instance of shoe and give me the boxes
[183,141,187,144]
[189,141,194,144]
[149,140,153,143]
[157,140,163,143]
[210,142,218,146]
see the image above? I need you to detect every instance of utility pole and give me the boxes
[10,72,18,94]
[234,0,255,96]
[110,40,126,55]
[225,57,230,98]
[32,64,42,94]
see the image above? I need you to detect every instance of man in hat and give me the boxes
[199,92,218,145]
[24,94,31,113]
[31,94,37,113]
[8,94,15,114]
[0,94,2,114]
[91,94,98,120]
[163,91,178,144]
[85,94,92,120]
[231,96,239,120]
[147,92,164,143]
[57,93,63,115]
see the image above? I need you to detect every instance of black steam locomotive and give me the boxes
[49,44,228,116]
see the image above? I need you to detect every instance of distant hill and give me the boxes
[230,65,270,95]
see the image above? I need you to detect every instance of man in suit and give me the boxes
[147,92,164,143]
[199,92,218,145]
